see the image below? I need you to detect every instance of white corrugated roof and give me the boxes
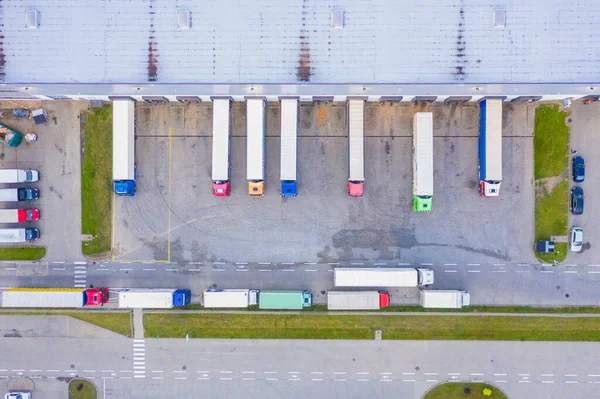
[1,0,599,84]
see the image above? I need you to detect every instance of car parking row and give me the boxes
[0,168,41,242]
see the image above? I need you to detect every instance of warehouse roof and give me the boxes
[1,0,599,84]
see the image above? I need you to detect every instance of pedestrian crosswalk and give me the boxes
[133,339,146,379]
[73,265,86,288]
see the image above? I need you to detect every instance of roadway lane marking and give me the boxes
[235,269,249,272]
[494,374,507,376]
[101,370,113,373]
[424,373,438,376]
[588,271,600,274]
[467,263,480,266]
[542,381,555,383]
[444,263,457,266]
[426,379,438,382]
[5,268,16,271]
[351,262,364,265]
[467,270,481,273]
[493,270,507,273]
[235,262,248,265]
[173,370,186,373]
[305,270,318,272]
[421,263,433,266]
[444,270,457,273]
[357,379,369,382]
[564,271,578,274]
[335,379,347,382]
[267,378,280,381]
[565,374,578,377]
[495,380,507,383]
[152,377,163,380]
[287,371,300,374]
[152,371,163,373]
[566,381,578,384]
[374,263,387,266]
[219,377,232,381]
[52,268,66,271]
[53,261,66,264]
[197,377,210,380]
[243,371,256,374]
[493,263,505,266]
[282,270,294,272]
[258,262,271,265]
[188,268,202,271]
[281,263,295,265]
[518,381,531,383]
[328,262,340,265]
[403,379,416,382]
[310,372,323,374]
[119,370,132,373]
[304,262,317,265]
[243,378,255,381]
[380,372,392,375]
[213,269,225,272]
[356,372,370,375]
[83,370,95,373]
[143,269,156,271]
[541,374,554,377]
[447,373,461,376]
[333,372,346,375]
[119,268,132,271]
[470,373,484,376]
[402,373,415,375]
[175,377,187,380]
[219,371,232,374]
[397,263,410,265]
[259,270,271,272]
[311,378,324,381]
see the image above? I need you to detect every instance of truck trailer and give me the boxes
[413,112,433,212]
[212,98,232,196]
[117,289,191,309]
[0,209,39,223]
[203,289,259,308]
[327,291,390,310]
[0,288,108,308]
[0,228,40,242]
[0,188,39,202]
[112,99,137,196]
[347,99,365,197]
[258,290,312,310]
[419,289,470,309]
[247,98,266,196]
[334,268,434,287]
[0,169,39,183]
[280,98,298,196]
[478,99,503,197]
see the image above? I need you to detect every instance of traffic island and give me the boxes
[0,247,46,261]
[423,382,508,399]
[68,378,97,399]
[80,105,113,258]
[533,104,570,263]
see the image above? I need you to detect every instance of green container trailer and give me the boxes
[258,290,312,310]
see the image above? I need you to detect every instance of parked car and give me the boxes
[5,392,32,399]
[572,156,585,183]
[570,187,584,215]
[570,227,583,252]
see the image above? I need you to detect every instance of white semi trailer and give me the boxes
[413,112,433,212]
[419,290,470,309]
[334,268,434,287]
[112,99,136,196]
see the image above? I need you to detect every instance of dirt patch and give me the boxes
[535,169,568,198]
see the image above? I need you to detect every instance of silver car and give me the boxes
[570,227,583,252]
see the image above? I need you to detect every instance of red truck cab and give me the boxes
[348,181,364,197]
[85,287,110,306]
[213,182,231,197]
[378,291,390,308]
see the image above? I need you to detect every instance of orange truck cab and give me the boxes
[248,181,265,196]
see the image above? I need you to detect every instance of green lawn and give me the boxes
[534,104,570,263]
[0,312,131,337]
[534,104,569,179]
[424,383,507,399]
[81,105,113,257]
[144,313,600,341]
[69,378,97,399]
[0,247,46,260]
[534,179,569,263]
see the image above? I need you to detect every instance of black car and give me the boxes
[571,186,584,215]
[572,156,585,183]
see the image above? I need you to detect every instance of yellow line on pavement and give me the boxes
[168,126,172,262]
[111,191,116,262]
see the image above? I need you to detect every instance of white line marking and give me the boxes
[588,374,600,377]
[282,269,294,272]
[467,263,480,266]
[357,379,369,382]
[304,262,317,265]
[220,371,232,374]
[152,371,164,373]
[120,376,133,379]
[467,270,480,273]
[444,263,457,266]
[447,373,461,376]
[74,262,87,265]
[173,371,186,373]
[197,377,210,380]
[120,370,133,373]
[165,268,178,271]
[188,268,202,271]
[564,271,578,274]
[53,261,66,264]
[402,373,415,375]
[444,270,458,273]
[495,380,507,383]
[426,379,438,382]
[101,370,113,373]
[351,262,364,265]
[152,377,163,380]
[333,372,346,375]
[403,379,416,382]
[243,378,255,381]
[494,374,507,376]
[286,378,298,381]
[541,374,554,377]
[374,262,387,266]
[397,262,410,265]
[493,270,507,273]
[518,374,531,376]
[470,373,484,376]
[134,362,145,366]
[259,269,271,272]
[335,378,347,382]
[357,372,370,375]
[518,380,531,383]
[120,268,132,271]
[565,374,578,377]
[589,265,600,267]
[235,269,249,272]
[311,378,323,381]
[175,377,187,380]
[73,270,87,274]
[74,284,87,288]
[143,268,156,271]
[421,263,433,266]
[542,380,554,383]
[517,270,531,273]
[83,370,95,373]
[310,372,323,374]
[328,262,340,265]
[213,269,225,272]
[380,372,392,375]
[493,263,505,266]
[235,262,248,265]
[588,271,600,274]
[305,269,317,272]
[258,262,271,265]
[281,262,295,265]
[566,381,578,384]
[29,369,42,372]
[52,268,66,271]
[424,373,438,376]
[243,371,256,374]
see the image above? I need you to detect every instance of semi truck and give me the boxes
[0,209,39,223]
[0,188,39,202]
[280,98,298,196]
[258,290,312,310]
[0,287,109,307]
[327,291,390,310]
[478,99,503,197]
[0,169,39,183]
[347,99,365,197]
[334,267,434,287]
[203,289,259,308]
[112,99,137,196]
[419,289,470,309]
[117,288,191,308]
[247,98,266,196]
[413,112,433,212]
[0,228,40,242]
[212,98,232,196]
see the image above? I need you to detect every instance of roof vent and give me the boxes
[331,9,344,29]
[25,9,39,29]
[493,9,506,28]
[177,9,191,29]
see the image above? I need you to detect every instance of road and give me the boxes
[1,334,600,398]
[2,260,600,305]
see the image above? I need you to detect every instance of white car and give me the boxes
[5,392,31,399]
[570,227,583,252]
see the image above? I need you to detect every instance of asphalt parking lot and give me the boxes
[568,101,600,263]
[113,101,534,264]
[0,101,87,261]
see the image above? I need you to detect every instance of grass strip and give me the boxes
[0,247,46,261]
[534,104,569,179]
[424,382,507,399]
[81,105,113,257]
[69,378,97,399]
[0,312,131,337]
[534,179,569,263]
[144,313,600,341]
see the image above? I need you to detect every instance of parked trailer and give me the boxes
[479,99,503,197]
[212,98,232,196]
[334,268,434,287]
[247,98,266,196]
[413,112,433,212]
[419,289,470,309]
[347,99,365,197]
[327,291,390,310]
[258,290,312,310]
[0,169,39,183]
[0,188,39,202]
[112,99,136,196]
[0,122,24,147]
[0,228,40,242]
[117,289,191,309]
[0,209,39,223]
[0,288,108,308]
[280,98,298,196]
[203,289,259,308]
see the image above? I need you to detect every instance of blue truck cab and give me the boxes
[302,291,312,307]
[281,181,297,197]
[172,289,192,307]
[114,169,136,196]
